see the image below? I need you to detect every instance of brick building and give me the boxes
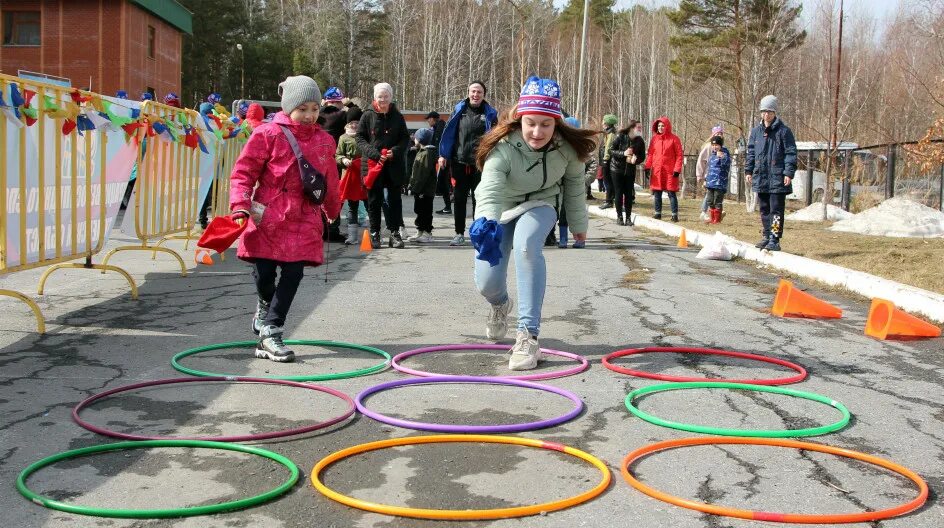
[0,0,191,98]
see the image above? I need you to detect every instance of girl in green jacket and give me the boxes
[472,75,596,370]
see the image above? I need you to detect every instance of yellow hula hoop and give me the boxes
[310,434,611,520]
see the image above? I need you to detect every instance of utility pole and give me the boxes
[576,0,590,120]
[236,43,245,99]
[824,0,843,217]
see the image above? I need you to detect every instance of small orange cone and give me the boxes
[677,229,688,248]
[359,229,372,253]
[865,298,941,340]
[771,279,842,319]
[194,249,214,265]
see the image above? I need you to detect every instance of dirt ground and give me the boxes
[598,191,944,295]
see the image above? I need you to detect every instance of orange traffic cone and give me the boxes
[194,249,214,265]
[359,229,372,253]
[771,279,842,319]
[865,298,941,340]
[677,229,688,248]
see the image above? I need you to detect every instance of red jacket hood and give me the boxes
[652,116,674,136]
[246,103,264,121]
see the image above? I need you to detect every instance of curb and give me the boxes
[589,204,944,323]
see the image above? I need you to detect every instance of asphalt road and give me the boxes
[1,196,941,528]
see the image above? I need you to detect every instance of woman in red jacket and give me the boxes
[644,116,684,222]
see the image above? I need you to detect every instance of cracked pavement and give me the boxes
[0,197,941,527]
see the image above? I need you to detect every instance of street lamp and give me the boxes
[236,43,245,99]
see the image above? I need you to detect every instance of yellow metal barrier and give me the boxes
[99,101,203,276]
[0,74,138,333]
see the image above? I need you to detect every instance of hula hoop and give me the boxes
[392,344,589,380]
[311,434,611,520]
[602,346,807,385]
[356,375,583,433]
[621,437,928,524]
[624,381,850,437]
[73,377,355,442]
[171,340,391,381]
[17,439,299,518]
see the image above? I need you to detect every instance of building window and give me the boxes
[3,11,41,46]
[147,25,155,59]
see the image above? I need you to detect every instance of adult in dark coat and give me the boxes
[355,83,410,248]
[437,81,499,246]
[745,94,798,252]
[321,87,348,145]
[609,120,646,225]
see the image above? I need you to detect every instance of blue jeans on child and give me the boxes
[473,205,557,337]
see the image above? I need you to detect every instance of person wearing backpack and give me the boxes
[230,75,342,362]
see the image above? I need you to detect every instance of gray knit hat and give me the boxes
[759,94,778,113]
[278,75,322,113]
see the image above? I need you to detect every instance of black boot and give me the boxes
[616,214,625,226]
[755,235,770,249]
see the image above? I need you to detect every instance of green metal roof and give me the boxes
[129,0,193,35]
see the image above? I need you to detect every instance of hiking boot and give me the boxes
[449,234,466,246]
[344,225,358,245]
[508,329,542,371]
[389,231,405,249]
[545,230,557,247]
[252,298,270,336]
[617,215,625,226]
[255,326,295,362]
[599,202,612,210]
[436,207,452,215]
[755,236,770,249]
[370,231,382,249]
[671,214,679,223]
[653,213,662,220]
[486,298,513,340]
[764,239,781,252]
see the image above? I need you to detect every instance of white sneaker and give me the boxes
[417,231,433,243]
[399,226,410,241]
[508,329,542,370]
[449,234,466,246]
[699,211,709,222]
[486,298,513,340]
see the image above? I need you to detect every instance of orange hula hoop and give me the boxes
[311,434,611,520]
[621,437,928,524]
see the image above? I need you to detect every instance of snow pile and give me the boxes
[829,197,944,238]
[787,203,854,222]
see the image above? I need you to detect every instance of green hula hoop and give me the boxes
[16,439,299,518]
[624,381,851,438]
[171,340,391,381]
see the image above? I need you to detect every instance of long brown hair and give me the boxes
[476,105,598,170]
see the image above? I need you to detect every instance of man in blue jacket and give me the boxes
[745,95,798,252]
[438,81,499,246]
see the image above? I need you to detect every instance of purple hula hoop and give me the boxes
[392,344,589,381]
[355,375,584,433]
[73,377,355,442]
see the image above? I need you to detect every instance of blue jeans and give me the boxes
[652,190,678,215]
[473,205,556,337]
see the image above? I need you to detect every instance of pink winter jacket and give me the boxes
[230,112,342,266]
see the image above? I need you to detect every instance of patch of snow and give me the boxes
[787,203,855,222]
[829,197,944,238]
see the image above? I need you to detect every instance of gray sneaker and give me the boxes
[255,326,295,362]
[252,299,270,336]
[449,234,466,246]
[486,298,513,340]
[508,329,542,370]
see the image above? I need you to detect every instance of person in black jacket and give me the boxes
[355,83,410,249]
[609,120,646,225]
[321,87,347,144]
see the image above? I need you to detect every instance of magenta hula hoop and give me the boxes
[392,344,589,380]
[602,347,807,386]
[73,377,355,442]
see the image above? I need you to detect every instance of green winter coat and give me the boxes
[476,130,589,234]
[335,133,359,167]
[410,145,438,197]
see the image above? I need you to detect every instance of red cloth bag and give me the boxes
[363,149,390,190]
[339,157,368,201]
[196,215,248,254]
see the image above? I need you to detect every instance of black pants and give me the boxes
[600,164,614,204]
[707,188,725,210]
[367,169,403,233]
[199,186,213,225]
[451,160,481,235]
[346,200,367,225]
[414,194,434,232]
[252,259,305,329]
[759,192,786,240]
[612,167,636,218]
[436,165,452,209]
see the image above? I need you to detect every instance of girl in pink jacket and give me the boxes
[230,76,342,362]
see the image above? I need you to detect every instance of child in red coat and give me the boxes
[230,75,342,362]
